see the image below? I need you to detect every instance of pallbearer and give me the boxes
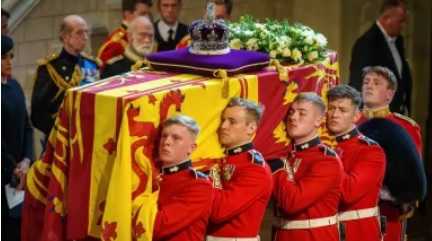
[326,85,386,241]
[271,92,343,241]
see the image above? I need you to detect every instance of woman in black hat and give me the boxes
[1,35,34,241]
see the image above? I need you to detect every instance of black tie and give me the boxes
[168,28,174,42]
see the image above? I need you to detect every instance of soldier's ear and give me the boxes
[353,108,361,123]
[247,121,258,135]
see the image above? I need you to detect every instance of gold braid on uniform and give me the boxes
[46,63,82,101]
[363,106,391,118]
[131,59,149,71]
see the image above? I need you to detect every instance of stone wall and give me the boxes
[8,0,431,156]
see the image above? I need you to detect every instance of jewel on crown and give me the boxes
[188,1,230,55]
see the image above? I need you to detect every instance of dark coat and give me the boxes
[154,20,188,51]
[349,23,412,114]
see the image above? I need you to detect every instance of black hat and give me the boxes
[359,118,427,202]
[2,35,13,55]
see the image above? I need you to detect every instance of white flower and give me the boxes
[244,30,255,37]
[291,48,302,61]
[255,23,266,31]
[304,35,314,45]
[314,33,328,47]
[307,51,319,62]
[229,38,243,50]
[282,48,291,57]
[279,36,292,47]
[270,50,278,58]
[245,38,259,51]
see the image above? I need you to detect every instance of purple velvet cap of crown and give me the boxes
[147,47,270,76]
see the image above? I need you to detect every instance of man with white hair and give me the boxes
[101,16,155,78]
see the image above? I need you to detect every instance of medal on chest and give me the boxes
[222,163,236,181]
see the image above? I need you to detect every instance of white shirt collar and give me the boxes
[376,20,397,43]
[158,20,179,42]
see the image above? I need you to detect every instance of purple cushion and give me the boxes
[147,48,269,76]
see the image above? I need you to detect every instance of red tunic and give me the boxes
[97,24,128,69]
[359,108,423,241]
[208,145,273,238]
[335,129,386,241]
[272,138,343,241]
[153,164,214,241]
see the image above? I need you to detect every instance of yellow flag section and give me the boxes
[100,104,157,241]
[99,72,259,241]
[87,93,120,237]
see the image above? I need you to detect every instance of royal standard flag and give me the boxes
[22,52,339,241]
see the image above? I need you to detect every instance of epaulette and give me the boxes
[318,144,337,157]
[248,149,265,166]
[393,113,419,127]
[358,135,378,146]
[111,30,126,42]
[268,159,285,173]
[106,55,124,65]
[190,169,209,180]
[36,52,59,66]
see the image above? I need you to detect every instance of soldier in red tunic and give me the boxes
[326,85,386,241]
[153,115,214,241]
[207,97,272,241]
[97,0,153,69]
[270,92,343,241]
[359,66,425,241]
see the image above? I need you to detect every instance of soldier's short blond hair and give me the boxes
[162,114,200,137]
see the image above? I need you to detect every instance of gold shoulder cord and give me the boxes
[46,63,82,101]
[131,59,149,71]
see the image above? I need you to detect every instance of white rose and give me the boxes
[315,33,328,47]
[246,38,259,51]
[270,50,278,59]
[230,38,243,50]
[282,48,291,57]
[307,51,319,62]
[291,48,303,61]
[279,36,292,47]
[304,35,314,45]
[255,23,266,31]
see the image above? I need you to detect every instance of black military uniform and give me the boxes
[154,20,188,51]
[100,46,148,79]
[31,48,99,136]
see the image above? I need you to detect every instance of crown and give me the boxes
[188,2,230,55]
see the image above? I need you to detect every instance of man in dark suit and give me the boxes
[154,0,188,51]
[349,0,411,115]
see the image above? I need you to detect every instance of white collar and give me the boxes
[158,20,179,42]
[158,19,178,32]
[376,21,397,43]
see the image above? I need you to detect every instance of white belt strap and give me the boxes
[276,215,338,230]
[206,235,260,241]
[338,207,379,222]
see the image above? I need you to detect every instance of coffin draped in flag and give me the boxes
[22,52,339,241]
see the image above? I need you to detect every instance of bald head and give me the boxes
[128,16,155,57]
[60,15,89,55]
[60,15,87,39]
[128,16,153,33]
